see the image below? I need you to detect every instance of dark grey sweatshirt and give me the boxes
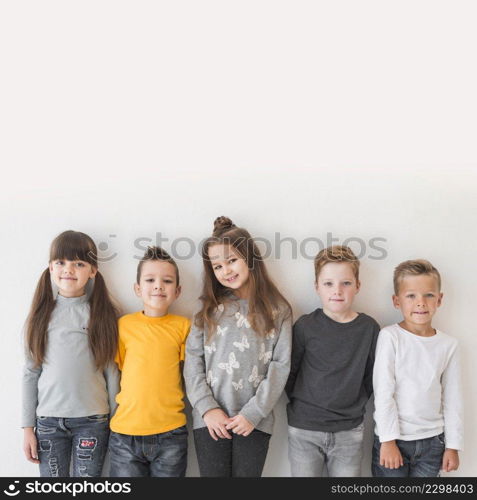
[285,308,379,432]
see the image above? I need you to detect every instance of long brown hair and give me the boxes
[25,230,119,369]
[196,216,291,339]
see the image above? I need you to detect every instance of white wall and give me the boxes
[1,0,476,477]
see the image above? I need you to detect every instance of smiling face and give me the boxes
[208,243,251,299]
[134,260,181,317]
[49,259,97,298]
[315,262,360,321]
[393,274,443,335]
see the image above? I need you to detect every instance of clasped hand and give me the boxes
[203,409,254,441]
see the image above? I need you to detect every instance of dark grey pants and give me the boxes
[193,427,271,477]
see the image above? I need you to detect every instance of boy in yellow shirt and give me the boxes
[109,246,191,477]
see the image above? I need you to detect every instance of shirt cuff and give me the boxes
[378,433,400,443]
[239,406,264,428]
[195,395,220,418]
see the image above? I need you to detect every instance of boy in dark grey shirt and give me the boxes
[285,245,379,477]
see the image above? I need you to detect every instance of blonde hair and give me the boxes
[314,245,360,282]
[393,259,441,294]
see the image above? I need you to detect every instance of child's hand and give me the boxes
[380,440,404,469]
[23,427,40,464]
[203,409,232,441]
[441,449,459,472]
[225,415,254,437]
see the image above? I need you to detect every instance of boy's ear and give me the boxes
[356,280,361,293]
[134,282,141,297]
[175,285,182,299]
[392,294,400,309]
[437,292,443,307]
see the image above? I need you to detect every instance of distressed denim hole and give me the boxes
[39,440,51,452]
[49,457,59,477]
[78,465,90,477]
[77,437,97,461]
[37,425,56,435]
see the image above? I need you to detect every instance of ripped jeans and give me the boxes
[35,415,110,477]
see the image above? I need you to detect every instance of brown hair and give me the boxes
[314,245,360,282]
[25,230,119,369]
[393,259,441,294]
[136,246,179,285]
[196,216,291,340]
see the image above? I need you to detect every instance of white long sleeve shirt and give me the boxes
[373,324,463,450]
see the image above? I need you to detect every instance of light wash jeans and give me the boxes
[288,422,364,477]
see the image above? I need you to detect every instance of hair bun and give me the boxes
[213,216,236,235]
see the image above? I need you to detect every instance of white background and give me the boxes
[1,0,476,477]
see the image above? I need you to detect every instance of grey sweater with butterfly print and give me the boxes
[184,295,292,434]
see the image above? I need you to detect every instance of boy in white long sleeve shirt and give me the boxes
[372,259,463,477]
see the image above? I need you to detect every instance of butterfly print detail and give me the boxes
[218,352,240,375]
[235,312,251,328]
[233,335,250,352]
[205,342,217,354]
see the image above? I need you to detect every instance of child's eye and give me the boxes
[145,278,154,282]
[323,282,332,287]
[164,280,173,284]
[229,258,237,264]
[407,294,415,299]
[76,262,85,267]
[426,293,435,298]
[213,265,222,271]
[343,281,352,286]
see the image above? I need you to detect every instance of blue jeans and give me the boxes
[372,433,445,477]
[109,426,188,477]
[288,423,365,477]
[35,414,110,477]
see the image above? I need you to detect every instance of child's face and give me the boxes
[315,262,360,316]
[393,274,442,331]
[134,260,181,317]
[208,244,250,299]
[49,258,97,298]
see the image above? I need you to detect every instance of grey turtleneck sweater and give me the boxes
[22,294,119,427]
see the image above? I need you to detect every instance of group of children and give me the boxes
[21,217,463,477]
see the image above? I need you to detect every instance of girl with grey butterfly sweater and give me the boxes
[184,216,292,477]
